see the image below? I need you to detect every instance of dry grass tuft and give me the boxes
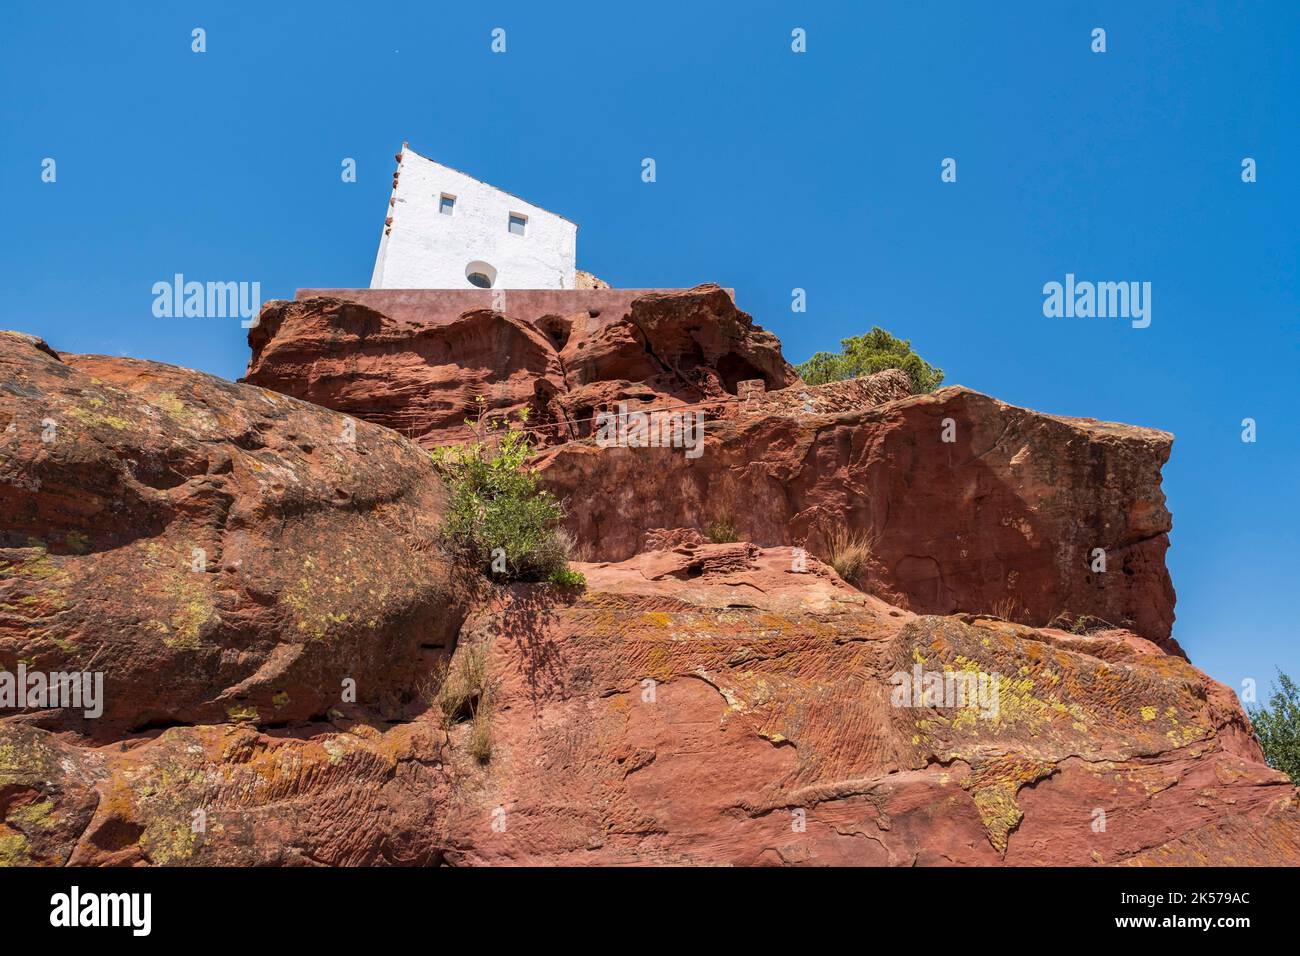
[424,640,497,763]
[990,596,1020,623]
[705,517,739,544]
[467,701,494,763]
[553,526,593,563]
[427,642,488,719]
[824,527,876,586]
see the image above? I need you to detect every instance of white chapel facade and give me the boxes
[370,144,578,290]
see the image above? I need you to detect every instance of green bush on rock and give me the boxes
[431,399,581,586]
[796,326,944,394]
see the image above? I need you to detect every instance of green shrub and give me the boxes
[796,326,944,394]
[431,401,573,582]
[1248,670,1300,782]
[548,567,587,588]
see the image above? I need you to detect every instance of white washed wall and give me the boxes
[370,148,577,290]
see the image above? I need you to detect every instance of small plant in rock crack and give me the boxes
[428,642,496,763]
[705,516,739,544]
[431,397,579,585]
[1073,613,1112,634]
[1045,611,1114,635]
[548,566,587,588]
[989,596,1020,623]
[467,702,494,763]
[823,526,876,586]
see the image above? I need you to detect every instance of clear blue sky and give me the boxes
[2,1,1296,694]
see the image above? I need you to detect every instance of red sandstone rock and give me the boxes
[246,297,569,446]
[243,286,1171,642]
[243,285,798,446]
[0,717,451,866]
[19,541,1255,868]
[554,285,798,407]
[2,323,1291,868]
[0,331,460,740]
[436,544,1297,865]
[536,384,1177,645]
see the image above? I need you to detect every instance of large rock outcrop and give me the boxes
[243,289,1175,645]
[0,331,461,740]
[245,298,569,447]
[2,310,1292,868]
[243,285,799,447]
[537,385,1176,645]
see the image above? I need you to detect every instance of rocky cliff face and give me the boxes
[537,384,1177,645]
[244,285,798,448]
[1,290,1296,867]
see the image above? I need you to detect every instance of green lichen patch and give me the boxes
[961,756,1057,855]
[0,832,30,867]
[7,799,55,830]
[66,405,133,431]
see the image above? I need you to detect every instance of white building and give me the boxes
[370,144,578,290]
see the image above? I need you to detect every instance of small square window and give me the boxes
[439,194,455,215]
[508,213,527,235]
